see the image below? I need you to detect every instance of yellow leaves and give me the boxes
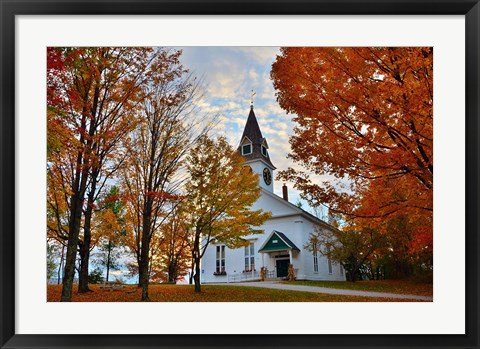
[185,135,271,247]
[96,209,120,241]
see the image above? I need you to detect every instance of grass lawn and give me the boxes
[283,279,433,297]
[47,284,426,302]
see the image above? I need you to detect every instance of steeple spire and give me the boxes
[238,107,276,170]
[250,90,256,109]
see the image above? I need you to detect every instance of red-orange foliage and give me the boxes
[271,47,433,253]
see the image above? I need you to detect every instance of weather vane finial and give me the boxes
[250,90,256,109]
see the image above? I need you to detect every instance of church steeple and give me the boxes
[238,106,276,192]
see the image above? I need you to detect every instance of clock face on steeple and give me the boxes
[263,168,272,185]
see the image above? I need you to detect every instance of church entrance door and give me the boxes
[276,259,289,278]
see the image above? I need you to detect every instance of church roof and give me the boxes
[274,231,300,251]
[238,107,275,169]
[259,188,340,232]
[258,230,300,253]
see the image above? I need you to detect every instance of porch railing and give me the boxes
[227,270,260,283]
[264,268,299,280]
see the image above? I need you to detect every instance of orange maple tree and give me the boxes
[271,47,433,254]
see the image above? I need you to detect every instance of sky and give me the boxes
[178,46,323,212]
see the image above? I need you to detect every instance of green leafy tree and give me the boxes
[306,225,386,282]
[88,267,105,284]
[47,243,58,282]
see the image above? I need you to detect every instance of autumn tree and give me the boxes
[46,161,70,249]
[306,225,386,282]
[123,229,182,285]
[379,215,433,280]
[121,55,207,301]
[95,186,126,284]
[271,47,433,256]
[141,223,170,283]
[47,49,73,254]
[47,47,163,301]
[46,151,70,285]
[95,241,122,284]
[156,206,192,283]
[184,135,272,293]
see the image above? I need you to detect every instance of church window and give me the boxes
[244,242,255,271]
[216,245,225,273]
[261,145,268,157]
[340,264,344,276]
[327,258,333,274]
[313,249,319,273]
[242,144,252,155]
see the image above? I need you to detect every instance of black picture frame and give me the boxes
[1,1,478,348]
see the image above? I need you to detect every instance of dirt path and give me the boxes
[218,281,433,301]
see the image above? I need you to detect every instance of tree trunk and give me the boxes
[348,266,358,282]
[78,225,91,293]
[139,252,150,301]
[106,242,112,284]
[189,259,194,285]
[350,261,364,282]
[77,237,92,292]
[77,240,91,292]
[61,107,93,302]
[193,228,201,293]
[194,258,201,293]
[78,175,97,292]
[349,270,356,282]
[139,203,152,301]
[168,259,177,283]
[61,188,85,301]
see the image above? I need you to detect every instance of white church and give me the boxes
[200,106,346,283]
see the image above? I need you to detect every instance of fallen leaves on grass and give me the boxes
[47,284,428,302]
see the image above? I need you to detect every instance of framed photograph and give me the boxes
[1,1,478,348]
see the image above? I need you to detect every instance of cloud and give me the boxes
[248,69,259,84]
[264,101,286,116]
[230,47,280,65]
[180,47,281,106]
[176,46,337,213]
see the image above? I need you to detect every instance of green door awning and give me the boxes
[258,231,300,253]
